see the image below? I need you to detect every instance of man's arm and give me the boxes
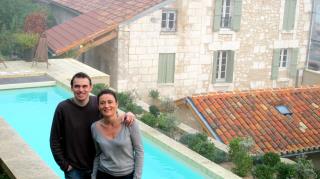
[118,110,136,126]
[50,106,69,171]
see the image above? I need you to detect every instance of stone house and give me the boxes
[46,0,312,100]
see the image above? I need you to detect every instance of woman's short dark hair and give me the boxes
[97,89,118,103]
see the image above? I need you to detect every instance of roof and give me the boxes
[186,86,320,155]
[47,0,169,55]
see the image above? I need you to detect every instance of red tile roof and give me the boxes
[47,0,168,55]
[188,86,320,155]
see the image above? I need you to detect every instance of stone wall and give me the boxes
[116,0,312,100]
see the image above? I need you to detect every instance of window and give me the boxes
[161,10,176,32]
[220,0,232,28]
[212,50,234,83]
[279,49,288,68]
[271,48,299,80]
[283,0,297,31]
[158,53,175,83]
[275,105,292,116]
[213,0,242,31]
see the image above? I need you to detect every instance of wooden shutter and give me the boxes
[166,53,175,83]
[158,54,167,83]
[289,48,299,78]
[212,51,218,83]
[232,0,242,31]
[226,50,234,82]
[271,49,280,80]
[213,0,223,31]
[283,0,297,31]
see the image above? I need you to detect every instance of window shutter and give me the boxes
[213,0,223,31]
[226,50,234,83]
[158,54,167,83]
[283,0,297,31]
[212,51,218,83]
[289,48,299,78]
[166,53,175,83]
[232,0,242,31]
[271,49,280,80]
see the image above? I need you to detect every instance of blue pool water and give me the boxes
[0,86,210,179]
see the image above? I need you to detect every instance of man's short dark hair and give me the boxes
[70,72,92,87]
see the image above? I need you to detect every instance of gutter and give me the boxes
[281,149,320,158]
[185,97,222,142]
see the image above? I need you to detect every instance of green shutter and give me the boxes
[283,0,297,31]
[212,52,218,83]
[226,51,234,82]
[271,49,280,80]
[213,0,223,31]
[232,0,242,31]
[166,53,175,83]
[158,54,167,83]
[289,48,299,78]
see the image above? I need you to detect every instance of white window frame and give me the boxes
[279,49,289,68]
[216,51,228,81]
[220,0,232,28]
[161,10,177,32]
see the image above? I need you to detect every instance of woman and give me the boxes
[91,89,144,179]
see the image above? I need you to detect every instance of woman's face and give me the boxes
[98,93,118,118]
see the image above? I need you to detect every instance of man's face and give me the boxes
[71,77,92,102]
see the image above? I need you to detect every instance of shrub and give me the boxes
[117,92,134,110]
[228,138,253,177]
[148,89,159,100]
[14,32,39,50]
[262,152,281,167]
[296,157,317,179]
[253,164,275,179]
[92,83,108,95]
[158,113,177,136]
[126,102,143,115]
[140,113,157,127]
[179,133,207,148]
[159,97,176,113]
[149,105,160,117]
[276,162,296,179]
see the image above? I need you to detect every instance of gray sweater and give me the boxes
[91,120,144,179]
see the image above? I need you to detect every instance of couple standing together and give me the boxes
[50,72,144,179]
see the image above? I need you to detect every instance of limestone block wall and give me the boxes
[117,0,312,99]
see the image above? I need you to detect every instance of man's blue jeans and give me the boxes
[64,168,92,179]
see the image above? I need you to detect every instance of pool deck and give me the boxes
[0,59,241,179]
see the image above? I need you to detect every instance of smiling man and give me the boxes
[50,72,134,179]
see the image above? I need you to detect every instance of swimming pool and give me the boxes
[0,86,211,178]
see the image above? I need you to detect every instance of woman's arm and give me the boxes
[130,121,144,179]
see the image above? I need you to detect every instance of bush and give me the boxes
[14,32,39,50]
[117,92,134,110]
[158,113,177,136]
[262,152,281,167]
[92,83,108,95]
[140,113,157,127]
[126,102,143,115]
[276,162,296,179]
[228,138,253,177]
[159,97,176,113]
[149,105,160,117]
[253,164,275,179]
[179,133,207,148]
[149,89,159,99]
[296,157,317,179]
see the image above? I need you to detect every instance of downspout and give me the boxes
[186,97,222,142]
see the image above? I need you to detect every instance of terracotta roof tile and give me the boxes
[48,0,167,55]
[188,86,320,155]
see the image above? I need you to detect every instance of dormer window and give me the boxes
[161,10,176,32]
[275,105,292,116]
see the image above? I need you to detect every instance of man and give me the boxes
[50,72,134,179]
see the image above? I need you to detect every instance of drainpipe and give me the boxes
[186,97,222,142]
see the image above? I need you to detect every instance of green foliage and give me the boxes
[228,138,253,177]
[0,167,9,179]
[295,157,317,179]
[262,152,281,167]
[92,83,108,96]
[149,105,160,117]
[157,113,177,136]
[159,97,176,113]
[149,89,159,99]
[125,102,143,115]
[276,162,296,179]
[117,91,143,115]
[179,133,228,164]
[253,164,275,179]
[57,49,78,58]
[140,113,157,127]
[14,32,39,50]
